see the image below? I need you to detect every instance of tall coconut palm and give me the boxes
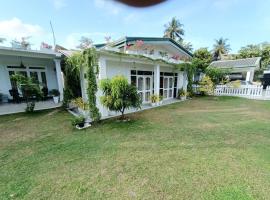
[164,17,184,41]
[213,38,231,60]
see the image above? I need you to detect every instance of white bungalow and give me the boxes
[67,37,193,118]
[209,57,262,82]
[0,46,64,114]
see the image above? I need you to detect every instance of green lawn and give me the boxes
[1,97,270,199]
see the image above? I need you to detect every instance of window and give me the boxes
[41,72,47,87]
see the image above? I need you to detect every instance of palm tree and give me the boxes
[0,38,6,44]
[213,38,231,60]
[164,17,184,41]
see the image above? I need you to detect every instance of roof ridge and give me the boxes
[212,57,261,63]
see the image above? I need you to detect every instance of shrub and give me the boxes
[178,88,187,98]
[199,76,214,95]
[100,76,141,120]
[72,116,85,127]
[150,95,158,103]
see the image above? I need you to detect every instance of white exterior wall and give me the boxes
[0,55,58,98]
[80,55,188,118]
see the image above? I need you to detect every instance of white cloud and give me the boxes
[0,18,45,39]
[94,0,122,15]
[52,0,67,10]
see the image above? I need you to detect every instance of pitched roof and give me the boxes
[110,36,193,57]
[209,57,261,68]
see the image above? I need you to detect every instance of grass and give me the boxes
[1,96,270,199]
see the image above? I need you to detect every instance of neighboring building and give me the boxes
[209,57,261,82]
[63,36,193,118]
[0,46,64,104]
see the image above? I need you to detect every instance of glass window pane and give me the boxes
[41,72,47,87]
[145,92,150,102]
[131,70,136,75]
[174,77,177,87]
[139,92,143,101]
[131,76,136,86]
[30,72,39,83]
[169,78,173,88]
[160,89,163,96]
[160,77,163,88]
[145,77,150,90]
[138,77,143,91]
[164,90,168,98]
[9,71,17,89]
[164,78,168,88]
[169,89,173,98]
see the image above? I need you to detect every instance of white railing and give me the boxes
[192,85,270,100]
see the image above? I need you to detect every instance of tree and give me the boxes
[199,76,214,96]
[205,67,230,85]
[11,74,42,112]
[213,37,231,60]
[179,40,193,52]
[164,17,184,41]
[100,76,141,120]
[77,36,93,49]
[192,48,212,72]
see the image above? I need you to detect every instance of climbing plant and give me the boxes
[177,63,196,95]
[83,48,101,122]
[65,48,101,122]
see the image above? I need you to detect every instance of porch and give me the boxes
[0,100,62,115]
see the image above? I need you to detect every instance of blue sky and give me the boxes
[0,0,270,53]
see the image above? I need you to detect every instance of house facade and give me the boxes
[209,57,261,82]
[0,47,64,104]
[78,37,193,117]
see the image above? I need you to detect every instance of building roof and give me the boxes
[110,36,193,57]
[209,57,261,69]
[0,46,61,59]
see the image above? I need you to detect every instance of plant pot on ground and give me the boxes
[72,116,85,128]
[150,94,158,106]
[178,88,187,100]
[49,89,60,104]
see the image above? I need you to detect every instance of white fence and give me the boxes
[193,84,270,100]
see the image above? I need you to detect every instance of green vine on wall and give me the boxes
[177,63,196,95]
[83,48,101,122]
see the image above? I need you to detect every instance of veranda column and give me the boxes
[246,71,251,82]
[54,59,64,101]
[154,64,160,96]
[97,57,108,117]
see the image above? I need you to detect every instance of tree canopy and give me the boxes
[164,17,184,41]
[192,48,212,72]
[213,38,231,60]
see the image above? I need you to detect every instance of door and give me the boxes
[163,76,174,99]
[137,76,152,103]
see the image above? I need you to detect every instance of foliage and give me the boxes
[199,76,215,95]
[25,102,35,113]
[177,63,196,95]
[65,52,82,98]
[178,40,193,52]
[49,89,60,97]
[159,95,163,101]
[150,95,158,103]
[72,97,89,110]
[100,76,141,120]
[213,37,231,60]
[77,36,93,49]
[227,80,241,88]
[164,17,184,41]
[178,88,187,98]
[0,37,6,43]
[62,88,74,108]
[83,48,101,122]
[71,116,85,127]
[237,43,270,69]
[11,74,43,112]
[205,67,231,85]
[192,48,212,72]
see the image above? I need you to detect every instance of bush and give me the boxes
[100,76,141,120]
[25,102,35,113]
[178,88,187,98]
[63,88,74,108]
[199,76,214,96]
[72,116,85,127]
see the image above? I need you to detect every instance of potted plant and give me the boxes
[72,97,89,117]
[72,116,85,128]
[150,94,158,106]
[50,89,60,104]
[178,88,187,100]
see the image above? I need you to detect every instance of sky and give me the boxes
[0,0,270,53]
